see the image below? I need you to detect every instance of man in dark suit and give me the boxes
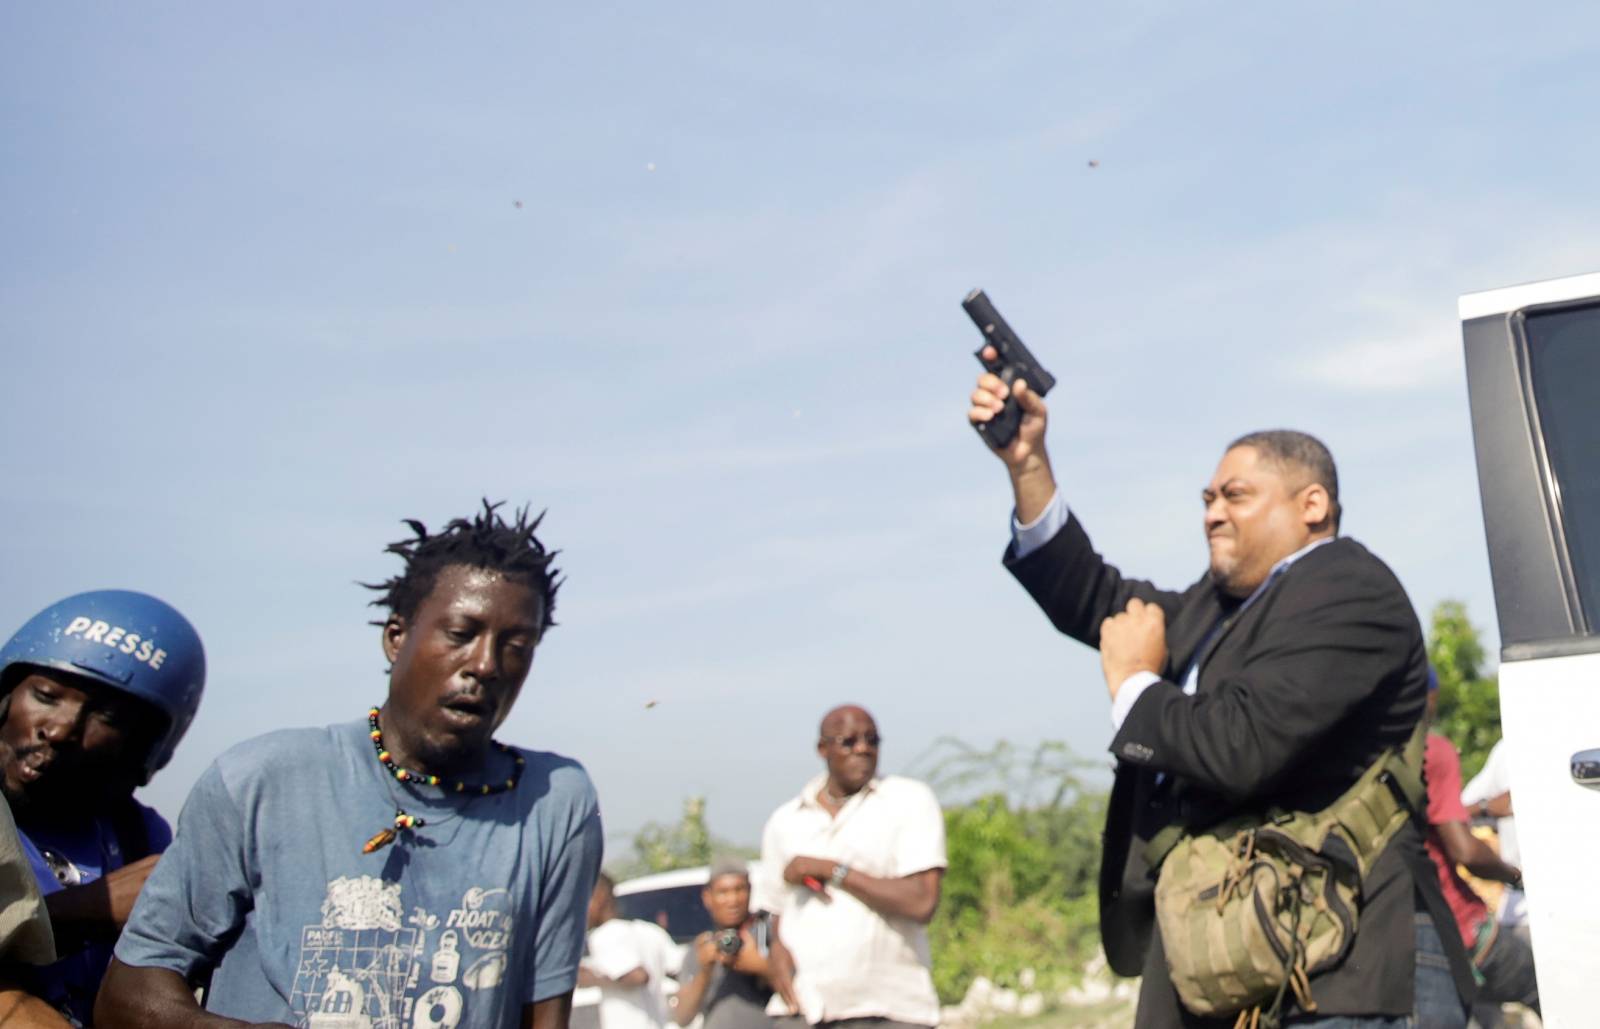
[966,361,1469,1027]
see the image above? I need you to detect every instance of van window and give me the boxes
[1525,300,1600,628]
[615,884,711,943]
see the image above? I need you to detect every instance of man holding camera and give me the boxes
[672,858,773,1029]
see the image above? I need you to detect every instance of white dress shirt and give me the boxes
[755,775,945,1027]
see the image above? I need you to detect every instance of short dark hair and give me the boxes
[365,500,561,630]
[1227,429,1341,531]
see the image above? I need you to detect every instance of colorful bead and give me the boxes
[366,705,523,798]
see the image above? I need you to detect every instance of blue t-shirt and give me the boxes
[116,719,603,1028]
[17,800,171,1026]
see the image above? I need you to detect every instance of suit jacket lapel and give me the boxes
[1166,582,1228,684]
[1190,551,1311,691]
[1191,601,1246,688]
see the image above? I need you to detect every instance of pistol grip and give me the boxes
[975,399,1023,449]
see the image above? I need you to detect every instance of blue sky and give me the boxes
[4,3,1600,861]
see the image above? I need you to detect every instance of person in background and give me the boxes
[1461,739,1524,927]
[583,873,681,1029]
[1459,738,1531,1029]
[1423,673,1539,1023]
[0,590,204,1026]
[672,858,773,1029]
[756,705,945,1029]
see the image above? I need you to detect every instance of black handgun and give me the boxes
[963,288,1056,449]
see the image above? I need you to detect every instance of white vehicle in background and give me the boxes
[1460,271,1600,1027]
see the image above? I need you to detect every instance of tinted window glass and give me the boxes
[615,884,711,943]
[1525,301,1600,628]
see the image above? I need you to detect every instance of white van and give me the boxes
[1459,271,1600,1027]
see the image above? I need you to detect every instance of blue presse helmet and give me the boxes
[0,590,205,782]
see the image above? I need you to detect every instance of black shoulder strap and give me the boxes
[1405,841,1479,1009]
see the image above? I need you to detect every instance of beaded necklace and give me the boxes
[362,706,526,854]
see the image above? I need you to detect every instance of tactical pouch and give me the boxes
[1145,719,1427,1029]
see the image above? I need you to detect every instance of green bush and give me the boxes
[916,740,1107,1005]
[930,792,1103,1003]
[1427,600,1501,781]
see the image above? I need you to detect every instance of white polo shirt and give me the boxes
[755,774,946,1027]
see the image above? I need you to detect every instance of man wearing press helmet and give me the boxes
[0,589,205,1026]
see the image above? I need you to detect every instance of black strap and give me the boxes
[1404,843,1478,1009]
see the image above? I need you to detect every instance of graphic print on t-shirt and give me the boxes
[291,876,514,1029]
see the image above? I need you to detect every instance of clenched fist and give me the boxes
[1099,598,1168,699]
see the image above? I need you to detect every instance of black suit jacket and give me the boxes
[1007,513,1434,1024]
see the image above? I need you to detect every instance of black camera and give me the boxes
[714,928,743,957]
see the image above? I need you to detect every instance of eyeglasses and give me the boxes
[820,733,881,750]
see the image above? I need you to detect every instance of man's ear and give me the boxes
[1301,483,1332,530]
[381,615,408,664]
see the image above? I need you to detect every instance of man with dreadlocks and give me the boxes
[99,502,603,1029]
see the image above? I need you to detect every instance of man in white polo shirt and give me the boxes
[756,705,945,1029]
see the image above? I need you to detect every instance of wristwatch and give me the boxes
[829,862,850,888]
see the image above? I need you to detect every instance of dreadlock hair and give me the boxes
[364,500,561,632]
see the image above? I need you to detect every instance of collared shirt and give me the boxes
[1011,488,1072,560]
[754,774,946,1027]
[1008,489,1335,729]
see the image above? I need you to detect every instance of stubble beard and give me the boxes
[1209,554,1256,599]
